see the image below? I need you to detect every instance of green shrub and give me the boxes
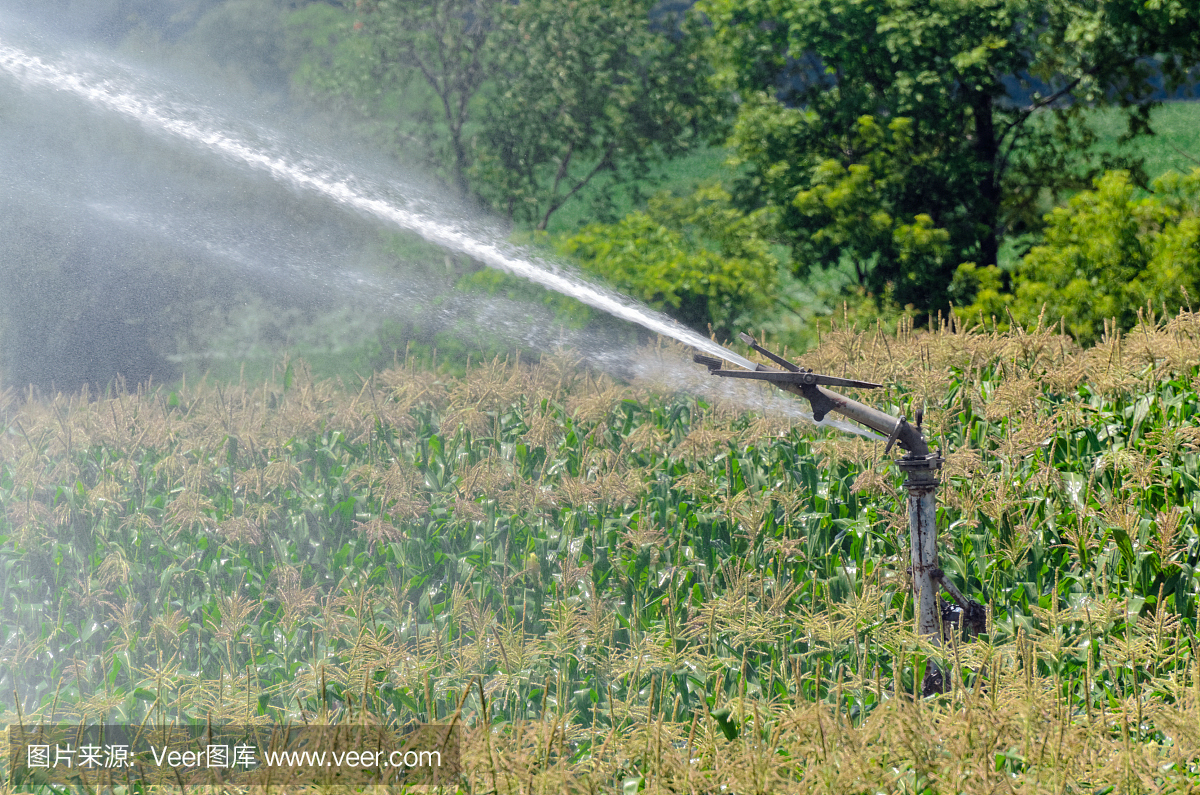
[555,185,778,337]
[954,168,1200,341]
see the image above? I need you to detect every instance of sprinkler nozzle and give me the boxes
[693,354,723,371]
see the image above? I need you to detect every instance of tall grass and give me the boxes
[4,310,1200,792]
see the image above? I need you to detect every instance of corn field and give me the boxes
[5,311,1200,793]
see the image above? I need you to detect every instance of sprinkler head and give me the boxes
[693,354,723,371]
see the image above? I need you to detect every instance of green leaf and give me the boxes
[711,706,739,740]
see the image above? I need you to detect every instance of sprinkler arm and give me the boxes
[693,336,927,455]
[778,382,928,457]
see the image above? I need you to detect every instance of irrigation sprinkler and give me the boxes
[695,333,985,695]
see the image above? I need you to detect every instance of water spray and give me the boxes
[0,40,757,374]
[696,333,985,695]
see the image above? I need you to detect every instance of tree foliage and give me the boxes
[294,0,715,229]
[354,0,499,195]
[556,185,778,335]
[953,168,1200,344]
[697,0,1200,314]
[790,115,952,308]
[473,0,711,230]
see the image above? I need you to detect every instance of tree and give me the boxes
[955,168,1200,344]
[185,0,292,92]
[696,0,1200,313]
[304,0,715,227]
[473,0,714,229]
[354,0,500,196]
[789,115,953,309]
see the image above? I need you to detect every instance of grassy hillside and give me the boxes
[5,312,1200,791]
[1089,100,1200,184]
[541,145,735,235]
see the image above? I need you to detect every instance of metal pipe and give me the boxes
[788,371,947,692]
[756,370,928,454]
[756,363,945,674]
[897,450,946,695]
[907,479,942,639]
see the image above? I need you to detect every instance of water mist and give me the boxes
[0,17,884,443]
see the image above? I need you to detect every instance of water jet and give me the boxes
[0,37,756,372]
[0,25,880,444]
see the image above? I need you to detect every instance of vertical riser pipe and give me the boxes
[908,485,941,641]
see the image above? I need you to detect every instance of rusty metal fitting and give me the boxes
[896,450,944,489]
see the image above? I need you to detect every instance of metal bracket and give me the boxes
[694,362,883,391]
[884,417,908,455]
[934,568,988,640]
[738,332,798,372]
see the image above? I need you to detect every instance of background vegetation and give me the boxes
[953,167,1200,344]
[286,0,1200,344]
